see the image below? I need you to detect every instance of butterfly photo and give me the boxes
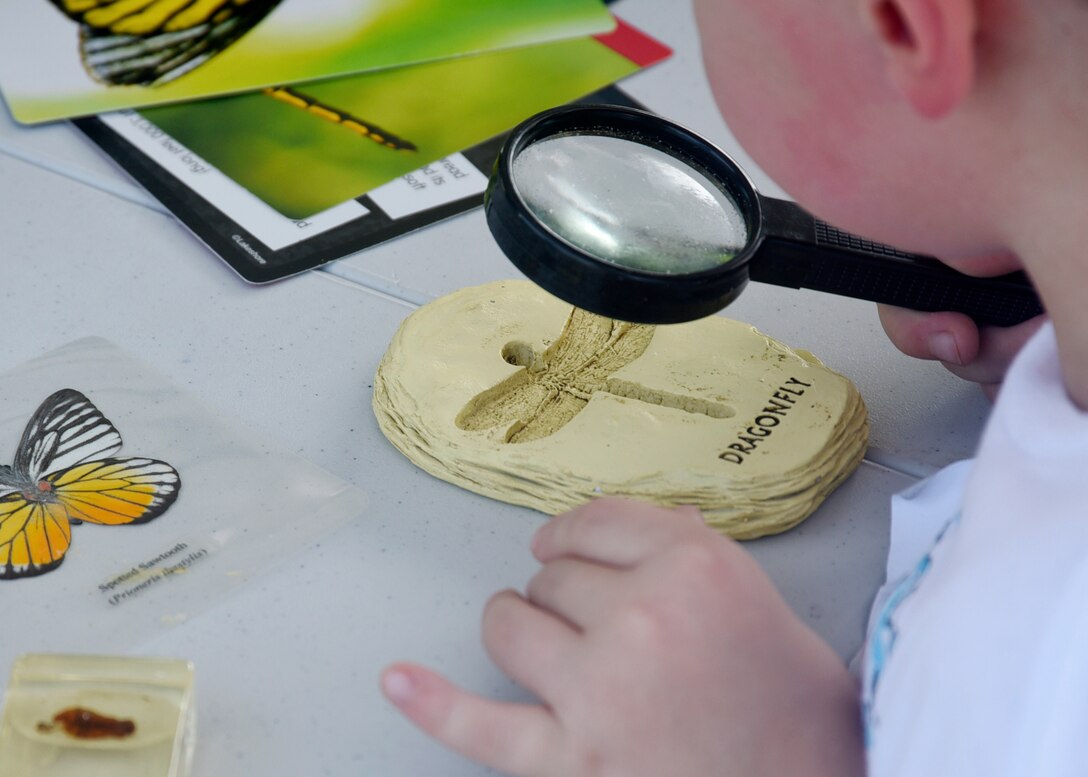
[47,0,417,150]
[0,389,181,580]
[46,0,284,87]
[1,0,615,123]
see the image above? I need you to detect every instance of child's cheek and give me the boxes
[696,0,865,199]
[695,0,912,244]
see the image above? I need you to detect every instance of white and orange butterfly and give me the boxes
[0,389,180,580]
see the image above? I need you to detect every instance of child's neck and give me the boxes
[1014,196,1088,410]
[1035,284,1088,411]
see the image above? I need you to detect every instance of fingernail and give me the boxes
[928,332,963,365]
[382,669,416,703]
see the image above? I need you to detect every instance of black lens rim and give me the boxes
[485,104,762,324]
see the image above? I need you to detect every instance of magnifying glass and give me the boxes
[485,104,1042,326]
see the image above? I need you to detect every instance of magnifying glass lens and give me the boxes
[510,134,748,275]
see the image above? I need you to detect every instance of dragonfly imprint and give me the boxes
[456,308,735,444]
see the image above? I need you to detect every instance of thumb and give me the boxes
[877,305,980,365]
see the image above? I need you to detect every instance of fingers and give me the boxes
[877,305,981,364]
[381,662,561,776]
[879,305,1047,393]
[525,556,623,630]
[481,589,580,702]
[533,497,704,566]
[944,314,1046,388]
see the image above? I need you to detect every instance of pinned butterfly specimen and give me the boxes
[0,389,181,580]
[48,0,418,151]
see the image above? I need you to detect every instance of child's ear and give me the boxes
[863,0,977,118]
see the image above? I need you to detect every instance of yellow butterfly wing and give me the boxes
[0,497,72,579]
[49,457,181,526]
[0,457,179,579]
[47,0,283,85]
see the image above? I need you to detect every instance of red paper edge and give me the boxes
[593,16,673,67]
[596,16,670,66]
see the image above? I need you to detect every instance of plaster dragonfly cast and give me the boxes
[373,280,869,540]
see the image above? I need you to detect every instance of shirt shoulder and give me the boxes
[865,323,1088,777]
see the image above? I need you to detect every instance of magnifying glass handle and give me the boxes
[751,198,1043,327]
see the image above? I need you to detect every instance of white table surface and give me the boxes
[0,1,989,774]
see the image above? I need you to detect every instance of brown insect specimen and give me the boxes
[40,707,137,739]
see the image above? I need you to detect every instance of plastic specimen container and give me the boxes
[0,654,194,777]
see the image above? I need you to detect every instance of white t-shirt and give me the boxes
[863,322,1088,776]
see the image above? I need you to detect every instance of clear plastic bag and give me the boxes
[0,338,367,667]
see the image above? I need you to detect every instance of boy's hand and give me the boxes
[878,305,1046,400]
[381,497,863,777]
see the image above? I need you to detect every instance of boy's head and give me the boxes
[693,0,1087,279]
